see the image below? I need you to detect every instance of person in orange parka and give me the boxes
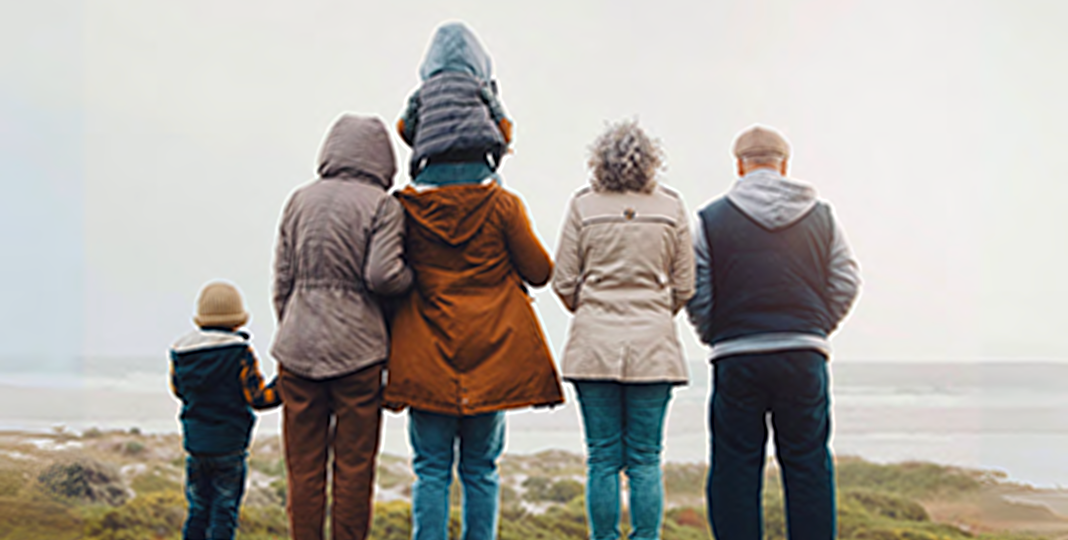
[385,173,565,540]
[385,24,562,540]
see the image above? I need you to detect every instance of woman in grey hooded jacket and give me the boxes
[271,114,412,540]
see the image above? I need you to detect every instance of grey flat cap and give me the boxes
[733,125,791,159]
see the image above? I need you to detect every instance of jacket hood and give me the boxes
[727,169,819,230]
[171,329,247,392]
[317,114,396,189]
[419,22,493,82]
[397,183,500,246]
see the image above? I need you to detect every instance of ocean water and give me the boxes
[2,358,1068,488]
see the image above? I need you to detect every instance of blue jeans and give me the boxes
[707,350,835,540]
[574,381,673,540]
[183,452,248,540]
[409,409,506,540]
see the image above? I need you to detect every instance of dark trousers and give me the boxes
[183,452,247,540]
[707,350,835,540]
[279,363,383,540]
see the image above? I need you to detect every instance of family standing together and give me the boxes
[168,21,861,540]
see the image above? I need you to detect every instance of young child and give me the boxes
[397,21,514,184]
[169,280,281,540]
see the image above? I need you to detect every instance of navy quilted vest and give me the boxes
[698,198,834,345]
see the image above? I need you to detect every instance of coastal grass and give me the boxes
[0,430,1061,539]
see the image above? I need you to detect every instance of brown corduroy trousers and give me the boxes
[279,363,383,540]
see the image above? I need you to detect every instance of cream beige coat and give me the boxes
[552,184,696,384]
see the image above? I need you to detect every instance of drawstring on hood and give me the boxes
[317,114,396,189]
[418,22,493,83]
[727,169,819,230]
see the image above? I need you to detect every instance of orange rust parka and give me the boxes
[383,182,565,416]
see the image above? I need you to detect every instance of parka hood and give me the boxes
[419,22,493,82]
[727,169,819,230]
[317,114,396,189]
[397,183,500,246]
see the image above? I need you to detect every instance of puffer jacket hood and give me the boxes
[317,114,396,189]
[396,183,500,247]
[419,22,493,82]
[727,169,819,230]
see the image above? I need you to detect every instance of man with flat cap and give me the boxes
[686,125,861,540]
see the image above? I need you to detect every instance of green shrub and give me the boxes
[524,476,582,503]
[130,468,181,495]
[659,511,711,540]
[545,479,583,503]
[500,483,519,506]
[83,490,185,540]
[38,459,127,507]
[663,462,707,497]
[0,467,28,497]
[249,456,285,478]
[369,500,411,540]
[522,476,551,501]
[123,441,146,456]
[0,496,83,540]
[665,506,706,529]
[270,477,287,506]
[238,504,288,537]
[837,459,983,498]
[843,489,930,522]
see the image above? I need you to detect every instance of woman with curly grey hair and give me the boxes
[552,120,696,540]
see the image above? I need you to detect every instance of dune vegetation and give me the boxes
[0,428,1064,539]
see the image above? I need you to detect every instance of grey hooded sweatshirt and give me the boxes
[271,114,413,379]
[686,168,861,361]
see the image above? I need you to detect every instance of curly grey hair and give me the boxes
[587,119,664,193]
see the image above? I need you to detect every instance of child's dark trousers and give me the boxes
[183,451,247,540]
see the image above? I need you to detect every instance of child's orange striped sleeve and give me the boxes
[240,347,282,410]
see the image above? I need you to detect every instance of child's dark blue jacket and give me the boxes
[169,328,281,456]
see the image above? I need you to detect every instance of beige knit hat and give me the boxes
[193,281,249,328]
[733,124,791,160]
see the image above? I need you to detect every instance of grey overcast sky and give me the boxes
[2,0,1067,368]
